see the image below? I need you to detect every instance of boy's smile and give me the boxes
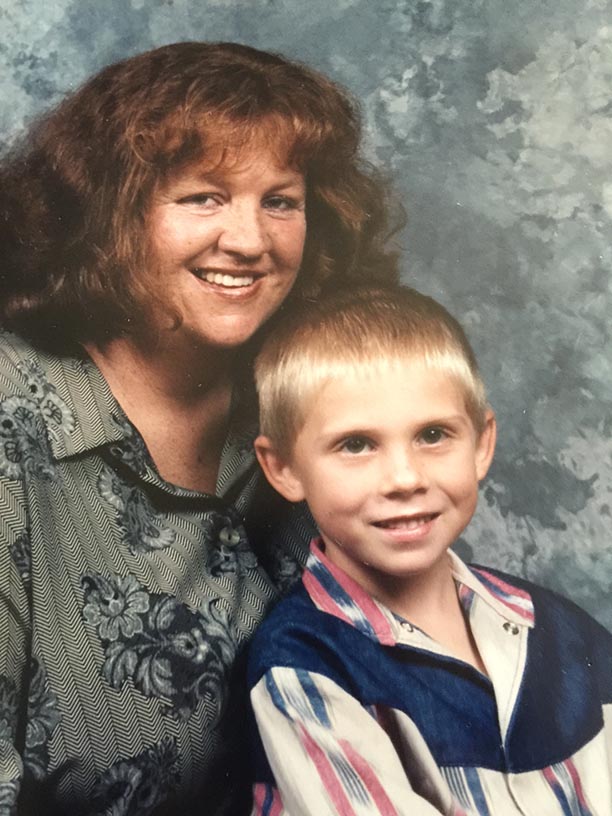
[258,360,495,604]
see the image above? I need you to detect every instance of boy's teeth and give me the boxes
[377,514,434,530]
[199,271,255,287]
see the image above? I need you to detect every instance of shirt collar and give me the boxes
[302,538,397,645]
[449,551,535,628]
[20,342,128,460]
[302,539,535,648]
[17,337,258,497]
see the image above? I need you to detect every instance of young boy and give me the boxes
[247,286,612,816]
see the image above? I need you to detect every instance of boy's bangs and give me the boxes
[275,346,487,451]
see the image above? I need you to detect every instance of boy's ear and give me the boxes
[475,410,497,481]
[254,435,307,503]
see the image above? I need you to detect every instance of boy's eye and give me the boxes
[420,427,447,445]
[339,436,372,454]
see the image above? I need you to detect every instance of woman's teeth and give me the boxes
[197,271,255,287]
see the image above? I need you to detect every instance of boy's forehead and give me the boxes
[312,354,440,389]
[306,358,472,420]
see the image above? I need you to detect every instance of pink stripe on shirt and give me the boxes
[474,568,534,622]
[299,724,358,816]
[338,737,399,816]
[310,540,396,645]
[252,782,283,816]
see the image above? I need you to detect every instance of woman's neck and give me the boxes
[88,327,238,398]
[85,334,238,493]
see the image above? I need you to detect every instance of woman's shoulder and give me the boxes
[0,332,81,483]
[0,331,48,398]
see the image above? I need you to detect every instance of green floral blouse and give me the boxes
[0,331,313,815]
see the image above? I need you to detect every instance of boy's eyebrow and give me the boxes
[312,426,376,447]
[322,426,375,439]
[322,415,472,436]
[417,414,472,426]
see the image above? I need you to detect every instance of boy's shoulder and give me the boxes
[253,581,314,632]
[247,581,373,689]
[471,562,612,645]
[248,559,612,675]
[475,564,612,746]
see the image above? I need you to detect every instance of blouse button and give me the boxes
[503,621,520,635]
[401,622,414,632]
[219,526,242,547]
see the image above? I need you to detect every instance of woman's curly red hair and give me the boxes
[0,41,400,351]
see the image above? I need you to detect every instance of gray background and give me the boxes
[2,0,611,625]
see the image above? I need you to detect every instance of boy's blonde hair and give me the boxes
[255,286,489,455]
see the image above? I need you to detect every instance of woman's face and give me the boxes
[146,144,306,349]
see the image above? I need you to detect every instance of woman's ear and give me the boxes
[475,410,497,481]
[254,435,307,503]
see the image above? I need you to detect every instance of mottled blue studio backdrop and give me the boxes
[2,1,611,625]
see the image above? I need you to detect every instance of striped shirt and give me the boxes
[248,540,612,815]
[0,331,313,815]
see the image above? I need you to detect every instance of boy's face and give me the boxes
[256,359,496,599]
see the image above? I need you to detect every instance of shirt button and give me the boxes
[503,621,519,635]
[401,622,414,632]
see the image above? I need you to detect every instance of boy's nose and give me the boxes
[218,204,272,258]
[381,449,429,496]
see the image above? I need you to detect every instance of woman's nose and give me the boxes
[217,203,272,258]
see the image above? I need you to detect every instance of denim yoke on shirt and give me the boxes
[249,540,612,816]
[0,330,314,816]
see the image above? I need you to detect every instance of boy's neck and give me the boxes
[382,563,487,676]
[323,546,488,676]
[368,555,458,629]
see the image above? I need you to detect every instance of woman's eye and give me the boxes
[339,436,372,454]
[263,195,303,212]
[420,427,447,445]
[178,193,220,209]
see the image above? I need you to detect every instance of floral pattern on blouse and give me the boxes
[0,659,61,781]
[203,511,258,577]
[0,675,18,744]
[267,550,303,595]
[106,413,153,478]
[0,360,74,481]
[90,736,180,816]
[22,660,62,780]
[9,530,31,589]
[0,779,20,814]
[97,466,177,554]
[0,332,312,812]
[82,573,237,720]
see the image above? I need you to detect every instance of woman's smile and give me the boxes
[147,143,306,348]
[191,268,261,289]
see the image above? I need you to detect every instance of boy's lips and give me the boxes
[371,513,439,531]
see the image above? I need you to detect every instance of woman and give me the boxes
[0,42,398,814]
